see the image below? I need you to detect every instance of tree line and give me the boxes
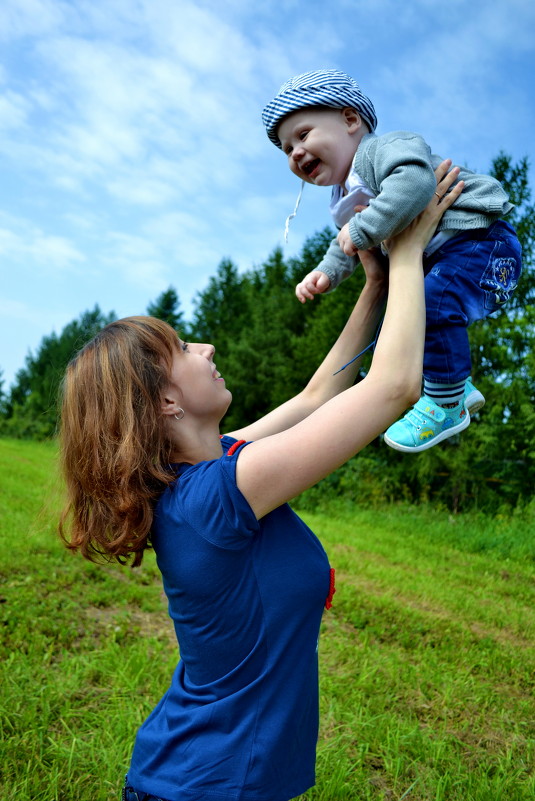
[1,154,534,513]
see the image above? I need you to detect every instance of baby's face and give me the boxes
[277,107,360,187]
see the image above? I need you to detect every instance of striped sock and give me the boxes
[424,379,466,407]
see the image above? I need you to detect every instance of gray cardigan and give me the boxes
[319,131,514,290]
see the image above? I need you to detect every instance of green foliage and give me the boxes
[0,286,189,441]
[1,154,533,512]
[491,152,535,302]
[146,285,187,334]
[188,235,366,432]
[0,306,116,440]
[0,370,6,417]
[191,257,249,343]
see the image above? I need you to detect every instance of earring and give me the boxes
[174,408,185,421]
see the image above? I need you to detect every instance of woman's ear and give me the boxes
[160,385,182,417]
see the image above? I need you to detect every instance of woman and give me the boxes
[59,163,463,801]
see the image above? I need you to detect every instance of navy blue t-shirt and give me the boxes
[127,437,332,801]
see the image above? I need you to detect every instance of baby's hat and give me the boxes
[262,69,377,149]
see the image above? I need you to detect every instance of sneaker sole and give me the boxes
[465,389,485,415]
[384,410,471,453]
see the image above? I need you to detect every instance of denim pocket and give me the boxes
[479,239,521,312]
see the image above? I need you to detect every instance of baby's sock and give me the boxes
[423,379,466,409]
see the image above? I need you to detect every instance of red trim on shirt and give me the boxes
[325,568,336,610]
[227,439,246,456]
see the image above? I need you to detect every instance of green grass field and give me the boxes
[1,438,533,801]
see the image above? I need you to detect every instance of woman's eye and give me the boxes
[181,342,189,352]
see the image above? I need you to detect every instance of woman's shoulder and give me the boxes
[155,438,259,548]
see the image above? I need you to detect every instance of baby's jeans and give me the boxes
[422,220,522,384]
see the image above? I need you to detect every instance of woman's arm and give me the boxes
[235,163,464,519]
[226,257,387,442]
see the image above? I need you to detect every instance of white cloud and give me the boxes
[100,230,171,291]
[0,0,345,207]
[356,2,534,171]
[0,0,66,40]
[0,0,533,393]
[0,90,30,132]
[143,210,231,274]
[106,175,177,206]
[0,297,36,321]
[34,234,86,269]
[0,221,85,272]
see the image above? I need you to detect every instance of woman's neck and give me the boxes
[169,426,224,464]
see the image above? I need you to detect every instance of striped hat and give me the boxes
[262,69,377,148]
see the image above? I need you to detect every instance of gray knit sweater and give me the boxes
[319,130,514,290]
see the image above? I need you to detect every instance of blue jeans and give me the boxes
[422,220,522,384]
[122,779,170,801]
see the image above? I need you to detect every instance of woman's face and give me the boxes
[166,339,232,420]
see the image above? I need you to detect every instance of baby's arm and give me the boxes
[344,133,438,253]
[338,223,358,257]
[297,199,371,300]
[330,201,370,266]
[295,270,331,303]
[297,232,359,302]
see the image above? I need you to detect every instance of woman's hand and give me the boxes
[384,160,464,257]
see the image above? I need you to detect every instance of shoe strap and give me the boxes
[412,396,447,423]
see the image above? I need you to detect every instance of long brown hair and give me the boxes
[58,316,180,566]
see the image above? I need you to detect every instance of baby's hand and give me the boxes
[358,247,388,287]
[337,223,358,257]
[295,270,331,303]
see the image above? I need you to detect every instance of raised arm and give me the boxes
[226,251,387,443]
[235,162,464,519]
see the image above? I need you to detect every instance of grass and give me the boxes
[0,438,534,800]
[303,510,534,800]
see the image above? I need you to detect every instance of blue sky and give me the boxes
[1,0,534,390]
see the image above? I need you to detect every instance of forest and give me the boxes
[1,153,534,514]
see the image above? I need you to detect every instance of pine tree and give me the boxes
[146,286,186,334]
[2,306,115,439]
[0,370,6,418]
[190,258,248,344]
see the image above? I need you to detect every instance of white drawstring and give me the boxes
[284,180,305,243]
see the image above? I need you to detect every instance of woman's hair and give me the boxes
[58,315,181,566]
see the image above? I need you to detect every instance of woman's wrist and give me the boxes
[386,241,426,269]
[361,274,388,299]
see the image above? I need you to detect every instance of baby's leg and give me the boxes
[384,223,521,453]
[424,221,521,384]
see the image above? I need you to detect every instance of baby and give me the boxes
[262,69,522,453]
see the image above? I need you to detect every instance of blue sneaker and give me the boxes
[464,379,485,415]
[384,395,470,453]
